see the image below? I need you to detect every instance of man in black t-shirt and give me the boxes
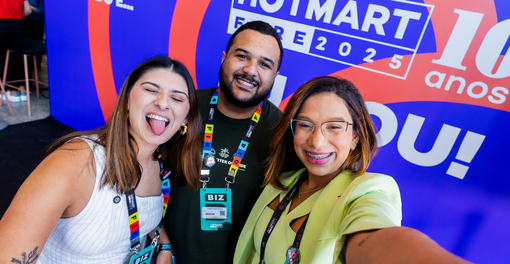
[163,21,284,264]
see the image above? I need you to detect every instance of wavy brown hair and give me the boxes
[263,76,378,190]
[48,56,202,193]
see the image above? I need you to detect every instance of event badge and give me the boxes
[123,245,155,264]
[200,188,232,231]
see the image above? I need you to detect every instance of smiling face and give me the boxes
[127,68,190,149]
[219,29,280,107]
[293,92,359,180]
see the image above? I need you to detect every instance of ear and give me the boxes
[222,51,226,62]
[351,133,359,150]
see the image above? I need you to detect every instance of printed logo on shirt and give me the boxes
[211,148,248,171]
[219,148,230,158]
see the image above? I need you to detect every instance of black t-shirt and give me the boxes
[163,87,282,264]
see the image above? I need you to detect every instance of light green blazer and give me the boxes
[234,168,402,264]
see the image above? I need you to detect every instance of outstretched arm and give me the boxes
[346,227,473,264]
[0,140,95,263]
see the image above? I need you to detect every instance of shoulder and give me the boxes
[344,172,401,206]
[262,98,283,121]
[196,87,218,113]
[352,173,398,188]
[46,138,96,170]
[196,87,217,98]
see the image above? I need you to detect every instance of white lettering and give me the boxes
[488,87,509,104]
[366,102,398,147]
[398,114,461,167]
[431,9,484,70]
[444,75,466,93]
[268,74,287,107]
[393,9,422,39]
[466,81,489,99]
[305,0,336,23]
[475,19,510,79]
[425,71,446,88]
[361,4,390,36]
[259,0,284,13]
[332,1,359,29]
[290,0,300,16]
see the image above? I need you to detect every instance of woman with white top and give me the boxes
[0,56,202,263]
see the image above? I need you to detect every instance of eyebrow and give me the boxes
[235,48,275,67]
[141,82,189,98]
[295,115,347,122]
[142,81,160,89]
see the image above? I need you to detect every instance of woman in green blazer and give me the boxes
[234,76,471,264]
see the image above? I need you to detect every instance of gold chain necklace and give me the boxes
[297,186,325,198]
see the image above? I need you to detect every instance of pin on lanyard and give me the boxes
[125,159,171,253]
[200,89,262,189]
[259,176,309,264]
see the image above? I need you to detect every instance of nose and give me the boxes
[308,125,328,147]
[154,93,169,110]
[242,59,257,76]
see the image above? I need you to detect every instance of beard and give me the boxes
[219,63,273,108]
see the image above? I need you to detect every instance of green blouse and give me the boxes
[251,188,323,264]
[234,168,402,264]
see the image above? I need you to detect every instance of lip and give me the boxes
[145,112,170,123]
[145,112,171,135]
[235,75,258,91]
[305,151,333,165]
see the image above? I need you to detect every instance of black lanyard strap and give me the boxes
[259,176,308,264]
[126,160,171,251]
[200,89,263,189]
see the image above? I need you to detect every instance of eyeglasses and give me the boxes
[290,119,353,140]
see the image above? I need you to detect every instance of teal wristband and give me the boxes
[157,244,174,255]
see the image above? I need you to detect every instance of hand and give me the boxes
[156,250,173,264]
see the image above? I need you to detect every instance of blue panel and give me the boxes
[369,101,510,262]
[46,0,104,131]
[109,0,177,94]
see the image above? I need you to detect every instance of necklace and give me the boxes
[297,186,325,198]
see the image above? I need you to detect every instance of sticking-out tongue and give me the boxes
[149,118,166,136]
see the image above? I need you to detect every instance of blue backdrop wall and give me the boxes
[45,1,510,263]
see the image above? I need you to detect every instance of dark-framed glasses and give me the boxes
[290,119,353,140]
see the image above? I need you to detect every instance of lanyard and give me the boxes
[126,160,171,251]
[200,89,263,189]
[259,177,309,264]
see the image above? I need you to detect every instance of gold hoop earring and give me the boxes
[179,122,188,135]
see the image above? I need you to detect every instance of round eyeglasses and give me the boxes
[290,119,353,140]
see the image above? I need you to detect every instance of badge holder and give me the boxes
[200,188,232,231]
[126,244,155,264]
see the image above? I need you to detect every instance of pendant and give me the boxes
[286,245,300,264]
[203,154,216,168]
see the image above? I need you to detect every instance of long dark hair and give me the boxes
[263,76,378,189]
[49,56,202,193]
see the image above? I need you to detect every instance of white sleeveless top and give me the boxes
[37,137,163,263]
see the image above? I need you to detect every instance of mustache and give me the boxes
[234,73,260,87]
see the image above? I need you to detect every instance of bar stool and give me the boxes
[0,68,14,116]
[0,39,47,116]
